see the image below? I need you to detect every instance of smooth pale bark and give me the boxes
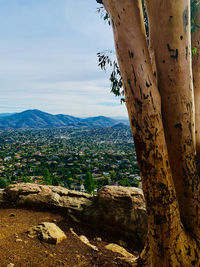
[192,1,200,162]
[103,0,200,265]
[145,0,200,236]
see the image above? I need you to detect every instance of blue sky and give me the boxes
[0,0,128,117]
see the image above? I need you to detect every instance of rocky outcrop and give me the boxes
[0,183,147,246]
[4,183,92,211]
[27,222,67,244]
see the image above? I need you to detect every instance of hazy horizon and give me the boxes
[0,0,127,118]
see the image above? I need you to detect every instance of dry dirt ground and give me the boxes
[0,208,138,267]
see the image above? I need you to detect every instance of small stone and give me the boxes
[70,228,98,251]
[16,239,23,242]
[27,222,66,244]
[52,219,57,223]
[105,243,133,258]
[79,235,98,251]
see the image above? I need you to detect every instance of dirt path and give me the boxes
[0,208,136,267]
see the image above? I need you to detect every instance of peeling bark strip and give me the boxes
[99,0,200,265]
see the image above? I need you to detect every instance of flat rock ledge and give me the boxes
[2,183,92,212]
[0,183,147,246]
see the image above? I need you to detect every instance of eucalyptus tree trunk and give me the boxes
[97,0,200,266]
[145,0,200,238]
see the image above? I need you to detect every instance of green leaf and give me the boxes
[192,47,197,55]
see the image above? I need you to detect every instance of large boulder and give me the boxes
[95,186,147,246]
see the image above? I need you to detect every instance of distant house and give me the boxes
[15,163,22,168]
[4,156,11,162]
[34,151,42,156]
[111,165,118,169]
[29,159,36,162]
[92,173,105,180]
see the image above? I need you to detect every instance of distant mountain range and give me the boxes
[0,110,129,130]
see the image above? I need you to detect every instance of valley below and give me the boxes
[0,124,140,192]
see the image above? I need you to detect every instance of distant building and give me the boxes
[92,174,105,180]
[4,156,12,162]
[80,184,85,192]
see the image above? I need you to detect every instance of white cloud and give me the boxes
[0,78,127,117]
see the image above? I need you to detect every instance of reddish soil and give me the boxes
[0,208,138,267]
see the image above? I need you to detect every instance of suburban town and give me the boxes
[0,125,141,193]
